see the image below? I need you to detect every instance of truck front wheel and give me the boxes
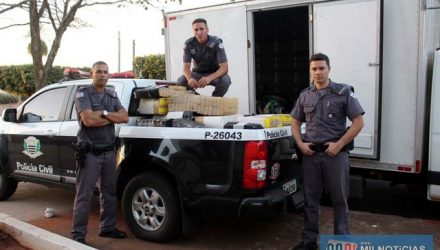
[0,173,18,201]
[122,172,180,242]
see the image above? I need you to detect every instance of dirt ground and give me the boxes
[2,180,436,249]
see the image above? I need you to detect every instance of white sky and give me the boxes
[0,0,230,72]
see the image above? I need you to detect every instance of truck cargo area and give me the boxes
[253,6,309,114]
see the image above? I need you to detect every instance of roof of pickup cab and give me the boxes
[38,78,159,92]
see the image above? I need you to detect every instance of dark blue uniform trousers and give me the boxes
[301,151,350,245]
[177,72,231,97]
[72,151,117,240]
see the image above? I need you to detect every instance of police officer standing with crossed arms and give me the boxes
[177,18,231,97]
[290,53,365,250]
[72,61,128,244]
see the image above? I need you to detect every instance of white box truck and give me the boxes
[164,0,440,200]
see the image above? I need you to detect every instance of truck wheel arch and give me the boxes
[116,157,180,199]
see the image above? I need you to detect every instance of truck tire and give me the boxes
[122,172,180,242]
[0,173,18,201]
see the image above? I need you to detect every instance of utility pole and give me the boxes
[118,31,121,72]
[132,39,136,73]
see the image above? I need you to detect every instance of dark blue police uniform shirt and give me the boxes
[75,85,125,145]
[290,80,365,143]
[183,35,228,74]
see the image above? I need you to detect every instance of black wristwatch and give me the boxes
[101,110,109,118]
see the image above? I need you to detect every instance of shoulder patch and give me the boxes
[330,83,352,96]
[207,35,223,48]
[75,86,88,98]
[219,43,224,49]
[106,88,117,98]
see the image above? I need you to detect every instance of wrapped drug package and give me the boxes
[138,98,168,115]
[168,94,238,116]
[236,114,292,128]
[134,85,188,98]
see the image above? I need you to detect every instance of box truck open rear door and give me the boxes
[428,49,440,201]
[313,0,382,159]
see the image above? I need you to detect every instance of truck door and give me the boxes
[164,5,249,114]
[58,85,81,185]
[313,0,382,158]
[7,86,71,182]
[428,49,440,201]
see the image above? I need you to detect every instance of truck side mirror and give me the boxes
[2,108,17,122]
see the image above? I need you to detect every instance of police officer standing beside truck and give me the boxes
[290,53,365,250]
[177,18,231,97]
[72,61,128,244]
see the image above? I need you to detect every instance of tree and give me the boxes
[134,54,166,79]
[0,0,180,91]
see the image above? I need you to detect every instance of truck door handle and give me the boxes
[45,130,56,138]
[368,62,380,67]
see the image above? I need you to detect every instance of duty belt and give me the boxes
[193,68,219,74]
[84,143,115,155]
[309,143,351,152]
[309,144,329,152]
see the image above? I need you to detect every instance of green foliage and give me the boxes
[0,65,78,97]
[27,41,48,56]
[0,92,19,104]
[134,54,166,80]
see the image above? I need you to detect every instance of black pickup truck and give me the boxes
[0,78,303,242]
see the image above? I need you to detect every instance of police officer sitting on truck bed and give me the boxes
[72,61,128,245]
[177,18,231,97]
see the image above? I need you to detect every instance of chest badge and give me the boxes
[190,49,196,54]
